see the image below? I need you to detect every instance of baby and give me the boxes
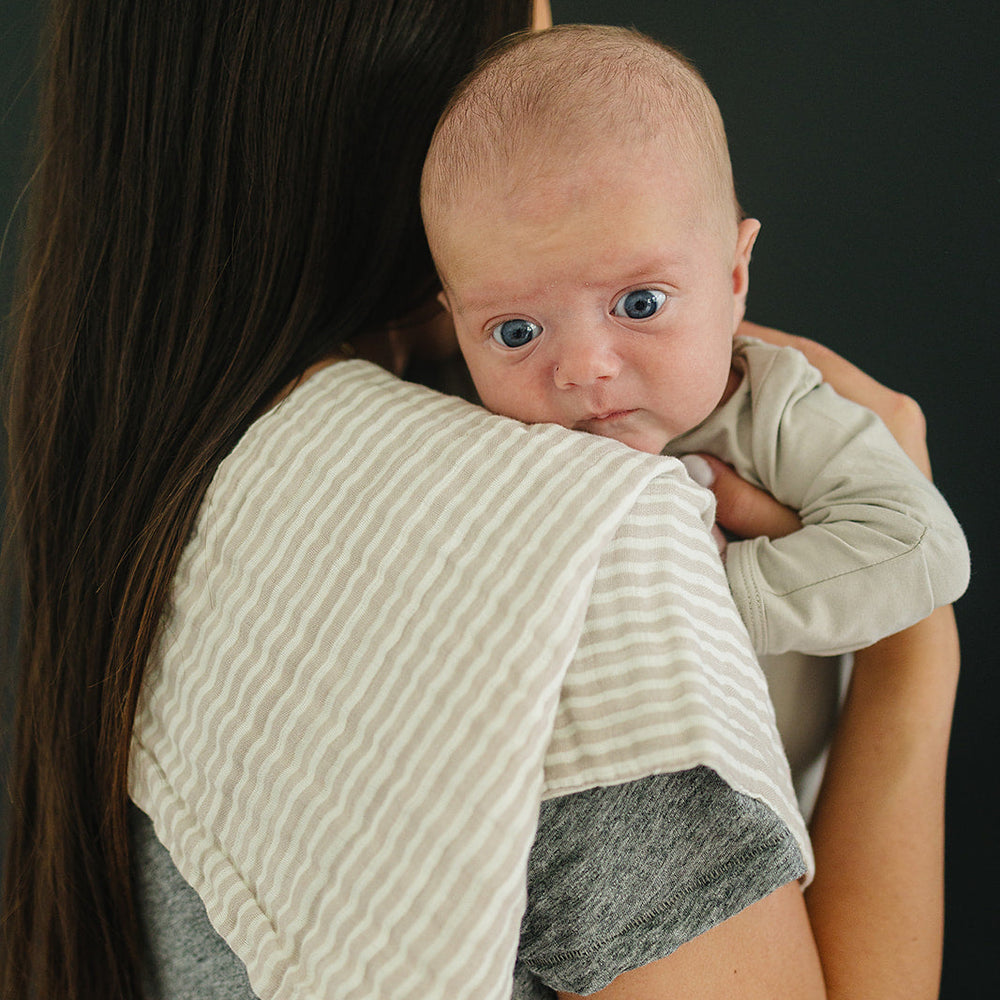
[420,24,968,659]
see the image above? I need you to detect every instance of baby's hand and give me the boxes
[680,453,800,545]
[695,323,932,546]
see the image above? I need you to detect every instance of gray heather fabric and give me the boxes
[512,765,805,998]
[132,766,802,999]
[130,804,260,1000]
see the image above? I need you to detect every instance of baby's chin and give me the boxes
[576,421,673,456]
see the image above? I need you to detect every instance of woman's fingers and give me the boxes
[681,454,801,541]
[694,322,934,543]
[740,321,883,400]
[739,321,931,478]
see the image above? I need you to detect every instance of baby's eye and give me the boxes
[491,318,542,349]
[612,288,667,320]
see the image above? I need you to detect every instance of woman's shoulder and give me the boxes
[213,359,682,523]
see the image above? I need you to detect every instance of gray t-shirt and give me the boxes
[132,767,804,999]
[131,359,812,998]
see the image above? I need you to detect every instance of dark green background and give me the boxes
[550,6,997,996]
[2,3,995,996]
[1,0,42,912]
[0,2,38,344]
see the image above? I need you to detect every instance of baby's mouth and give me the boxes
[574,409,638,430]
[581,410,635,424]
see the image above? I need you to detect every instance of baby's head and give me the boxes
[421,24,759,454]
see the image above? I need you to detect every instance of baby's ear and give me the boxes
[732,219,761,328]
[437,289,452,314]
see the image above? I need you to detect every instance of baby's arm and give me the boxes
[671,338,969,656]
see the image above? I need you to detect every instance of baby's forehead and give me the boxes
[432,149,729,299]
[446,137,716,235]
[466,74,707,170]
[423,26,739,263]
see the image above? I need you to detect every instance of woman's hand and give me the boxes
[739,320,931,477]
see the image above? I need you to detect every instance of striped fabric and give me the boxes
[130,360,809,1000]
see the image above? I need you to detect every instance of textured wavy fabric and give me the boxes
[130,360,809,1000]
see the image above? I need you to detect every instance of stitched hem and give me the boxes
[529,830,805,992]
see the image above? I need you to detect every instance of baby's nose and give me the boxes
[552,332,621,389]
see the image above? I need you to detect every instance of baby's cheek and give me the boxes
[464,359,505,410]
[477,376,532,422]
[494,385,563,427]
[694,353,737,416]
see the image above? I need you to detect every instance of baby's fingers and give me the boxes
[681,454,801,541]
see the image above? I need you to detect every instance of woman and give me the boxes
[1,1,957,998]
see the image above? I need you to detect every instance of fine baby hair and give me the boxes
[422,23,741,243]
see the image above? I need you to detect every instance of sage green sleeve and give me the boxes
[666,338,970,657]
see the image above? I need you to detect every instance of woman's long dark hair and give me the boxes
[0,1,532,996]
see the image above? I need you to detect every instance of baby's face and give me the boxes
[434,151,758,454]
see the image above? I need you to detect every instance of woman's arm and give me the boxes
[805,605,956,998]
[560,330,958,999]
[745,328,954,994]
[739,320,932,477]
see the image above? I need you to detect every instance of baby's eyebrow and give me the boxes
[450,289,519,315]
[451,253,692,315]
[605,252,692,284]
[449,277,548,315]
